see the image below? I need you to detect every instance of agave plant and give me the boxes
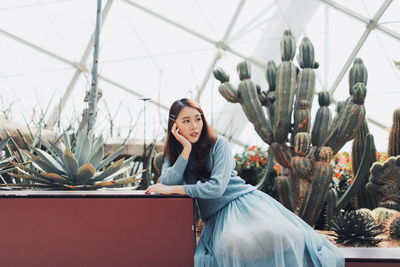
[328,210,383,247]
[0,137,14,182]
[4,129,141,190]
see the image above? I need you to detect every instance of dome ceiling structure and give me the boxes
[0,0,399,153]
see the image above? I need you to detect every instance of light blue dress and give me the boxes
[160,136,344,267]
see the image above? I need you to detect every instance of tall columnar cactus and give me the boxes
[311,91,332,147]
[300,147,333,226]
[292,37,318,140]
[274,30,297,143]
[352,119,379,209]
[388,109,400,157]
[237,62,274,144]
[213,30,369,226]
[265,61,277,125]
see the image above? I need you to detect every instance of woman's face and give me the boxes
[175,106,204,143]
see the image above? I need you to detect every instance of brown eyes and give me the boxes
[182,118,202,123]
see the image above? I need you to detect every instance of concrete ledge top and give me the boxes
[338,247,400,260]
[0,190,191,198]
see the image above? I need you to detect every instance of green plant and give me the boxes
[214,30,369,227]
[2,130,141,190]
[329,210,383,247]
[389,215,400,239]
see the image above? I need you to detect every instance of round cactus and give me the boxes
[318,147,333,163]
[389,215,400,239]
[371,207,398,226]
[356,208,374,221]
[368,155,400,210]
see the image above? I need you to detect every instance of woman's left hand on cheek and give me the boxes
[145,183,173,195]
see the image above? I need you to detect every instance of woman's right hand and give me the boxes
[172,122,192,150]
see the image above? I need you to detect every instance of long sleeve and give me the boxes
[183,137,234,199]
[159,155,188,185]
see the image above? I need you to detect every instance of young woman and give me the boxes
[145,98,344,267]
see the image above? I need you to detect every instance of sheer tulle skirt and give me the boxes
[195,190,344,267]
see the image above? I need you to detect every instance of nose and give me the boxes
[190,120,197,129]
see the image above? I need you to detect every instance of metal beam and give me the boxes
[329,0,393,95]
[0,26,251,146]
[195,49,223,102]
[320,0,400,42]
[195,0,246,102]
[47,0,114,128]
[222,0,246,43]
[0,29,72,66]
[122,0,217,46]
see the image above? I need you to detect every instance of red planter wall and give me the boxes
[0,193,195,267]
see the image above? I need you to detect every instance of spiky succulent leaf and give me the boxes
[27,151,65,175]
[96,146,125,170]
[89,146,104,169]
[91,158,124,182]
[0,137,10,151]
[31,147,65,174]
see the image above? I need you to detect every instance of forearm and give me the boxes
[170,185,188,195]
[180,146,191,160]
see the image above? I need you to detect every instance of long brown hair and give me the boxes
[164,98,217,180]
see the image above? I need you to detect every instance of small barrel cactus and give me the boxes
[356,208,374,221]
[371,207,398,226]
[389,215,400,239]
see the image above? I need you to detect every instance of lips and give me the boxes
[190,132,199,138]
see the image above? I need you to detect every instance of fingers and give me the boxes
[145,185,154,194]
